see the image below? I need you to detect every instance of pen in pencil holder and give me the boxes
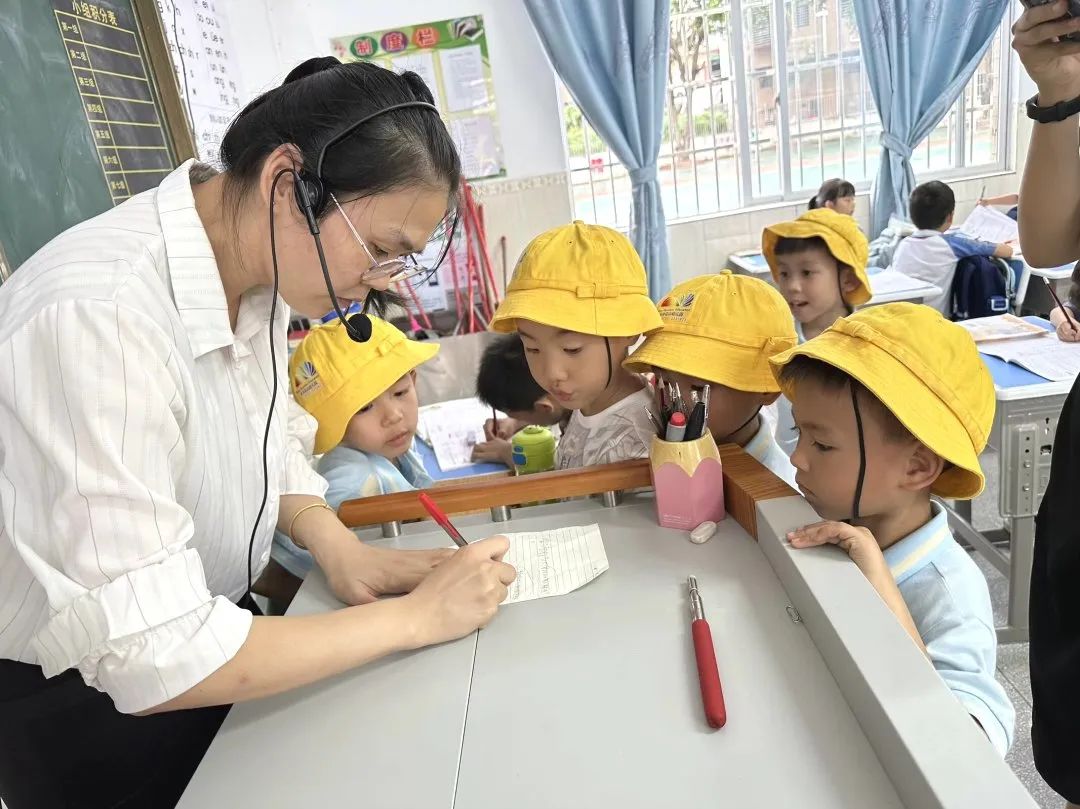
[649,432,725,530]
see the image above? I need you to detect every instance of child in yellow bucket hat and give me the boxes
[762,207,871,457]
[623,272,798,487]
[771,302,1014,757]
[489,221,664,469]
[270,316,439,583]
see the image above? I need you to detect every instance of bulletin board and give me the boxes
[0,0,193,272]
[330,15,506,181]
[51,0,185,201]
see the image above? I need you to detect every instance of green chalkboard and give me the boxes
[0,0,190,272]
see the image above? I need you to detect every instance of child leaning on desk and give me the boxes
[471,334,569,466]
[622,271,798,488]
[772,303,1015,757]
[487,221,664,469]
[762,207,872,457]
[268,316,439,589]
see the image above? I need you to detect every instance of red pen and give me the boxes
[688,576,727,729]
[418,492,468,548]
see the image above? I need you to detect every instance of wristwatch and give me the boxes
[1026,92,1080,123]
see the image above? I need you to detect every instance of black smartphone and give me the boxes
[1021,0,1080,42]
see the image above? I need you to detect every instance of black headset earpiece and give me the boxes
[292,169,325,236]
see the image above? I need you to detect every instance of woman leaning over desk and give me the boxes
[1013,3,1080,806]
[0,57,515,809]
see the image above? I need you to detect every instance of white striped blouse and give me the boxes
[0,160,327,714]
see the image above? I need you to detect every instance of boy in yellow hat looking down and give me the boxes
[771,302,1014,757]
[489,222,663,469]
[762,208,871,457]
[269,317,439,586]
[623,272,797,487]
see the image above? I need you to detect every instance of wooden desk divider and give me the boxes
[337,445,797,540]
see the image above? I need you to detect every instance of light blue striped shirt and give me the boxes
[271,440,433,578]
[884,502,1015,756]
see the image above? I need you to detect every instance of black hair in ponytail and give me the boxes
[218,57,461,315]
[809,178,856,211]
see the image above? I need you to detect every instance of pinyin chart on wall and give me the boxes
[330,16,506,181]
[156,0,243,166]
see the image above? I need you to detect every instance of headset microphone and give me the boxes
[291,169,372,343]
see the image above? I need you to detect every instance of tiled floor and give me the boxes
[969,449,1066,809]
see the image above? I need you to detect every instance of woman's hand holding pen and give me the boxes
[401,537,518,647]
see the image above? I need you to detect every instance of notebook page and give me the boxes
[980,337,1080,382]
[501,524,609,604]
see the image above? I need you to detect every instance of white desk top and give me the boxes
[179,496,1034,809]
[866,268,942,305]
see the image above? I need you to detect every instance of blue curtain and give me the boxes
[852,0,1010,237]
[524,0,671,300]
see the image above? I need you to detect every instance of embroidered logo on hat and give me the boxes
[294,360,321,397]
[659,292,696,322]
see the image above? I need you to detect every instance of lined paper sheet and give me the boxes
[957,206,1019,245]
[502,524,609,604]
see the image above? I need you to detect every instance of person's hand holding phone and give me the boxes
[1014,1,1080,104]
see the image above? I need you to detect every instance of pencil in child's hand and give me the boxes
[1044,278,1078,331]
[491,406,499,438]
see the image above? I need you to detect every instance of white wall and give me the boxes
[229,0,567,181]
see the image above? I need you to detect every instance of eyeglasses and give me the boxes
[331,193,427,282]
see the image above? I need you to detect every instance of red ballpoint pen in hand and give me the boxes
[688,576,727,729]
[418,492,468,548]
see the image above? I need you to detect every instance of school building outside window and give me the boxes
[562,0,1013,228]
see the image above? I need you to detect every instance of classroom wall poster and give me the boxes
[157,0,243,166]
[330,16,506,181]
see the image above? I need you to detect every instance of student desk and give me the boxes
[724,251,941,305]
[178,457,1033,809]
[950,317,1076,643]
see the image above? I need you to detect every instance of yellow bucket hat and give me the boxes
[489,221,663,337]
[769,303,994,499]
[623,271,797,393]
[762,208,871,306]
[290,317,439,454]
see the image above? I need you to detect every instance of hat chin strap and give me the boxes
[849,381,867,521]
[604,337,613,388]
[838,269,854,316]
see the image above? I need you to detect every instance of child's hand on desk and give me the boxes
[787,521,887,577]
[472,437,514,466]
[402,537,518,646]
[789,521,927,652]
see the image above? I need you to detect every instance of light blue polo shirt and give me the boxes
[271,440,433,579]
[884,501,1015,757]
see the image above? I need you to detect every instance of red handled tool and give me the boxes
[688,576,727,729]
